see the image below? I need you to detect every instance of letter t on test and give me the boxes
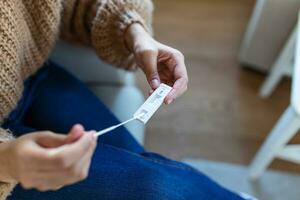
[134,83,172,124]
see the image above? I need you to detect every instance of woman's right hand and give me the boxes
[0,125,97,191]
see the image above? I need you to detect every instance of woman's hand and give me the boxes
[0,125,96,191]
[125,23,188,104]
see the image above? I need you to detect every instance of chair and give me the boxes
[259,27,295,98]
[50,40,145,145]
[248,13,300,179]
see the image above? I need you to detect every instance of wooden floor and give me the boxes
[136,0,300,173]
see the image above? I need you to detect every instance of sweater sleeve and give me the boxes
[0,128,16,200]
[0,128,14,143]
[0,181,16,200]
[61,0,154,70]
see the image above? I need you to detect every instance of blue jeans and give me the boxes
[2,62,245,200]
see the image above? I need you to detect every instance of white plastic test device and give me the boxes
[95,83,172,137]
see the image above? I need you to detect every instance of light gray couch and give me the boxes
[50,40,145,145]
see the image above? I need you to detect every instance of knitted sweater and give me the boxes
[0,0,153,199]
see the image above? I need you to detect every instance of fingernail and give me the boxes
[151,79,160,88]
[87,130,94,134]
[87,130,96,137]
[92,133,97,140]
[166,99,173,105]
[89,132,97,141]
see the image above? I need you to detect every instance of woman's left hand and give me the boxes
[125,23,188,105]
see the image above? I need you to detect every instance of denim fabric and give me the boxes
[3,61,245,200]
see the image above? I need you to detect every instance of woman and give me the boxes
[0,1,250,199]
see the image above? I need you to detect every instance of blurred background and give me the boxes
[52,0,300,199]
[135,0,299,199]
[137,0,291,170]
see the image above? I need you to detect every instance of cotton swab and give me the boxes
[94,115,141,138]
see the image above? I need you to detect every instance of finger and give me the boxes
[163,50,188,104]
[72,139,96,182]
[39,151,93,189]
[165,65,188,104]
[52,138,96,186]
[138,50,161,89]
[47,132,96,168]
[23,131,91,172]
[66,124,85,143]
[148,89,154,96]
[165,77,188,104]
[30,171,68,191]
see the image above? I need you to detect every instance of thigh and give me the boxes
[9,144,245,200]
[23,62,143,153]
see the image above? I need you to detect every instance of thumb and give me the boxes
[66,124,85,143]
[140,50,161,89]
[148,69,160,90]
[35,132,67,148]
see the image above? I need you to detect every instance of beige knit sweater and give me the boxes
[0,0,153,199]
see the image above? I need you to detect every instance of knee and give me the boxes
[92,146,195,199]
[133,168,192,200]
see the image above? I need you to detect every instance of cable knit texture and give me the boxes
[0,0,153,199]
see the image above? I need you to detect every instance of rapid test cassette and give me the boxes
[133,83,172,124]
[95,83,172,137]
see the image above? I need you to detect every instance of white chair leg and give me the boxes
[259,62,289,98]
[259,28,296,98]
[249,105,300,179]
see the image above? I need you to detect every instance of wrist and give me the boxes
[125,23,150,52]
[0,142,15,183]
